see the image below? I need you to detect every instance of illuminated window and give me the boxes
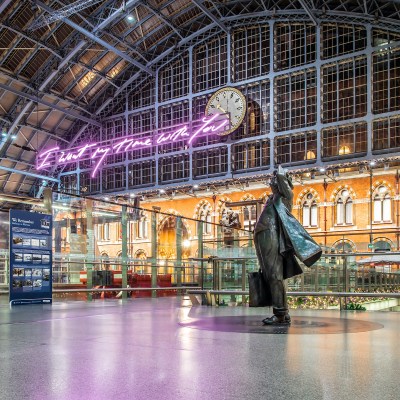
[137,214,148,239]
[232,139,270,172]
[302,193,318,227]
[373,116,400,152]
[321,57,367,123]
[322,123,367,159]
[159,55,189,101]
[336,189,353,225]
[275,131,317,165]
[321,24,366,59]
[193,36,227,92]
[232,25,270,82]
[193,147,228,178]
[198,204,213,235]
[97,223,110,241]
[274,23,316,70]
[243,205,257,231]
[373,186,391,223]
[275,70,317,131]
[372,48,400,114]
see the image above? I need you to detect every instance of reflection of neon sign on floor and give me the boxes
[37,114,229,177]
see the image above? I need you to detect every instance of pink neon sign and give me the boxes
[37,114,229,177]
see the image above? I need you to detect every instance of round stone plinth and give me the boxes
[179,315,384,334]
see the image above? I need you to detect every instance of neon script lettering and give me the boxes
[36,115,229,176]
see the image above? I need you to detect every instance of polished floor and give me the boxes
[0,297,399,400]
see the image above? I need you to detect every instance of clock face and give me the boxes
[205,87,246,136]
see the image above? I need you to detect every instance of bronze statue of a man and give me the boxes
[253,166,322,325]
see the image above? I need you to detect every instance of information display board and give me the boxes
[9,210,52,305]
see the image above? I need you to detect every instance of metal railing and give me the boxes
[1,252,399,310]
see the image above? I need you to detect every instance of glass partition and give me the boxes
[0,191,399,310]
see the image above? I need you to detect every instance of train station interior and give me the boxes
[1,1,400,399]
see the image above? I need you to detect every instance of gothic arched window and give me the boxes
[373,185,391,223]
[243,205,257,231]
[302,193,318,227]
[198,204,212,235]
[336,189,353,225]
[136,212,148,238]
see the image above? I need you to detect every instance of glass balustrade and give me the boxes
[0,191,399,311]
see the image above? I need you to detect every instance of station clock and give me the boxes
[205,87,247,136]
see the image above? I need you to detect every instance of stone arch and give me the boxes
[296,188,320,206]
[240,193,255,202]
[373,237,394,251]
[331,239,357,253]
[158,209,192,237]
[369,180,395,197]
[193,199,213,219]
[134,249,148,259]
[259,191,271,203]
[330,184,357,201]
[216,196,233,217]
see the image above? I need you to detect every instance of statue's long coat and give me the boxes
[254,172,322,280]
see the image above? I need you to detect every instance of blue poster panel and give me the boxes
[9,210,52,305]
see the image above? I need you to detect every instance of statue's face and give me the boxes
[270,177,279,194]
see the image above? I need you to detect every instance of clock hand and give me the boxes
[216,104,227,113]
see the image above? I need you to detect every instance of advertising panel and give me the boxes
[9,210,52,305]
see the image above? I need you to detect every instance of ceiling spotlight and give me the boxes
[1,132,7,138]
[159,189,165,194]
[370,160,376,166]
[127,14,135,22]
[104,196,110,201]
[130,193,136,197]
[319,167,325,173]
[193,184,199,189]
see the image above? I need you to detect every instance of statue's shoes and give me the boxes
[262,315,291,325]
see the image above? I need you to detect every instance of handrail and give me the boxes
[187,289,400,298]
[0,286,193,295]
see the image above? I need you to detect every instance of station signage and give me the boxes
[9,209,53,305]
